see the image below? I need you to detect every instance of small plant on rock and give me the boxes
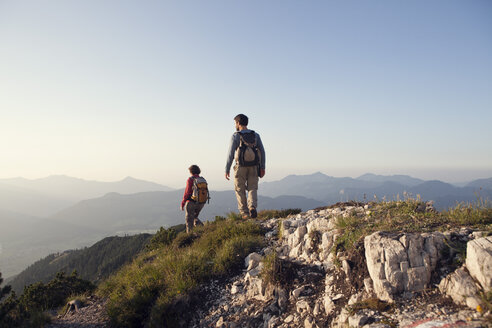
[260,251,295,287]
[347,298,394,315]
[277,219,284,240]
[308,229,322,253]
[261,251,282,286]
[257,208,301,220]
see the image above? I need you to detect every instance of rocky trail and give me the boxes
[46,296,109,328]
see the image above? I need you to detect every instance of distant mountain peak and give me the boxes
[356,173,424,187]
[284,172,329,179]
[357,173,377,179]
[46,174,72,178]
[103,192,122,198]
[466,177,492,189]
[357,173,414,179]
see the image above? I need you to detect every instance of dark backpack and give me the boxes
[191,176,210,204]
[238,131,260,167]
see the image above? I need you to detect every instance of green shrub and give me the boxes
[1,271,94,327]
[19,271,95,312]
[146,226,181,251]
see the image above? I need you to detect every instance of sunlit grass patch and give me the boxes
[97,218,264,327]
[444,198,492,226]
[334,198,492,254]
[257,208,301,220]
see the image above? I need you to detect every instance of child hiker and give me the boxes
[180,165,209,233]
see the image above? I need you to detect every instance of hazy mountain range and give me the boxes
[0,176,322,278]
[466,177,492,190]
[1,173,491,279]
[259,172,492,209]
[0,175,173,217]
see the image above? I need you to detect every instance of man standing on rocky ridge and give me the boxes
[225,114,266,219]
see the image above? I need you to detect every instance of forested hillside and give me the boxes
[8,232,163,294]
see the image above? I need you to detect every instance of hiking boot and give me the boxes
[249,208,257,219]
[242,214,250,220]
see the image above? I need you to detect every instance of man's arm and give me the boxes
[225,133,239,177]
[256,133,266,178]
[257,133,266,170]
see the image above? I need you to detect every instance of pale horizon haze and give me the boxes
[1,1,491,190]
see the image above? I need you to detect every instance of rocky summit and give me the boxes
[188,203,491,327]
[48,202,492,327]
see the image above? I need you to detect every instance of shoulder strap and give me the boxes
[239,131,256,146]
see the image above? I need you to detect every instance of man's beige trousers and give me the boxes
[234,165,258,215]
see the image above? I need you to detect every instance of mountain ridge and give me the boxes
[0,174,174,199]
[259,172,492,209]
[0,175,174,216]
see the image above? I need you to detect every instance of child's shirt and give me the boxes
[181,174,200,208]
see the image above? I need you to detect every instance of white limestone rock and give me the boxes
[277,288,288,311]
[439,266,482,310]
[230,284,240,295]
[320,231,335,260]
[289,243,303,258]
[466,236,492,291]
[364,277,374,295]
[245,276,275,302]
[292,286,305,299]
[313,302,320,316]
[244,265,262,281]
[307,216,336,234]
[348,312,369,327]
[245,252,263,270]
[284,314,294,323]
[472,231,488,239]
[323,296,335,315]
[267,316,280,328]
[364,231,445,301]
[296,300,311,314]
[304,315,315,328]
[216,316,225,327]
[289,225,308,249]
[335,307,350,325]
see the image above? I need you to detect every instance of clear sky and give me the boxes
[1,1,491,189]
